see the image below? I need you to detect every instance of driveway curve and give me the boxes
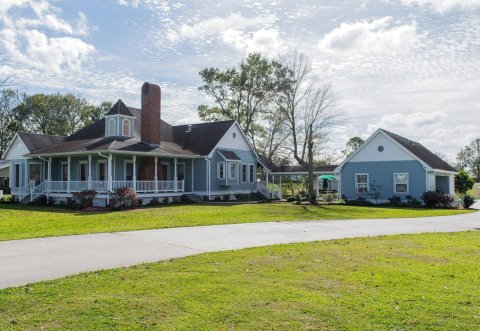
[1,207,479,289]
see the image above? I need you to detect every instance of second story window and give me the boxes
[108,118,116,137]
[122,119,130,136]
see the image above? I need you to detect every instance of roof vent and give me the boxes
[186,124,192,133]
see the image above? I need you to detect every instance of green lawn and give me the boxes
[0,203,473,241]
[1,231,479,330]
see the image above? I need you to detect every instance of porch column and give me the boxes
[316,178,319,196]
[174,158,178,192]
[279,176,282,199]
[272,175,275,199]
[191,159,195,192]
[133,155,137,191]
[108,154,113,192]
[88,155,92,189]
[67,156,71,193]
[154,156,158,193]
[47,157,52,199]
[449,174,455,196]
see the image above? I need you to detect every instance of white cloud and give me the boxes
[318,17,421,54]
[222,28,282,56]
[1,29,95,73]
[170,13,273,42]
[395,0,480,13]
[0,0,94,73]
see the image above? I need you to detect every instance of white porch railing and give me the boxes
[33,180,185,195]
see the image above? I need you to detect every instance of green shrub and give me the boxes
[0,195,14,204]
[388,195,402,206]
[109,187,138,210]
[70,190,97,210]
[422,191,455,208]
[462,194,475,209]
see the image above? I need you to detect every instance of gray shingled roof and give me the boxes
[27,105,235,157]
[382,129,456,172]
[218,149,241,161]
[18,133,66,152]
[106,99,134,117]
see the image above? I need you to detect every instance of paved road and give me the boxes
[1,208,479,289]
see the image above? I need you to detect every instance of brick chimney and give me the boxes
[141,82,161,147]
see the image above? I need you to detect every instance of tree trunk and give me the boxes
[307,140,315,201]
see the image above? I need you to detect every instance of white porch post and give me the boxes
[88,155,92,189]
[174,158,178,192]
[272,175,275,199]
[47,157,52,199]
[191,159,195,192]
[449,174,455,196]
[133,155,137,191]
[154,156,158,193]
[67,156,71,193]
[108,154,113,192]
[316,178,319,196]
[279,176,282,199]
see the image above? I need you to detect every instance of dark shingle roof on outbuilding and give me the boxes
[382,129,456,172]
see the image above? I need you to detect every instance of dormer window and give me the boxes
[108,118,116,137]
[122,118,131,137]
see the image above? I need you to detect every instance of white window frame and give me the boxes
[241,164,248,183]
[78,160,88,181]
[217,162,225,180]
[97,160,107,181]
[249,164,255,183]
[124,160,134,181]
[122,118,131,137]
[229,162,238,180]
[61,161,69,182]
[394,173,409,194]
[107,118,116,137]
[355,173,369,193]
[14,162,21,188]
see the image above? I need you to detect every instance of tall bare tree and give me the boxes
[277,52,340,200]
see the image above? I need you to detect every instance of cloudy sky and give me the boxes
[1,0,479,160]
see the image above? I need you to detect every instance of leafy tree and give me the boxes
[14,93,111,136]
[342,137,364,156]
[456,139,480,181]
[455,169,475,197]
[197,52,288,151]
[0,89,23,156]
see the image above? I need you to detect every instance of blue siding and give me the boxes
[209,149,257,194]
[193,158,207,192]
[341,160,426,201]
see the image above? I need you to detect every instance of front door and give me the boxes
[29,163,41,186]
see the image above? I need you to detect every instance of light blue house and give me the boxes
[335,129,457,202]
[2,82,259,205]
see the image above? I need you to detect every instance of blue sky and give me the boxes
[1,0,479,160]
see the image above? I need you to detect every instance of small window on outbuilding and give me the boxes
[122,119,130,136]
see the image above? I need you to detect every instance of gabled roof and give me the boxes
[105,99,134,117]
[25,103,237,157]
[335,129,456,173]
[173,120,235,155]
[218,149,241,161]
[17,133,66,152]
[381,130,456,172]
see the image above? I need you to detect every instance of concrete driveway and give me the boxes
[1,208,479,289]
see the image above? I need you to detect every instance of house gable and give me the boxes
[348,131,415,163]
[2,135,30,160]
[213,123,254,155]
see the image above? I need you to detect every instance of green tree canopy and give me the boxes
[342,137,364,156]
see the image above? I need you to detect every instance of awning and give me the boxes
[318,175,338,180]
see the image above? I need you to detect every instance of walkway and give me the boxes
[1,209,478,289]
